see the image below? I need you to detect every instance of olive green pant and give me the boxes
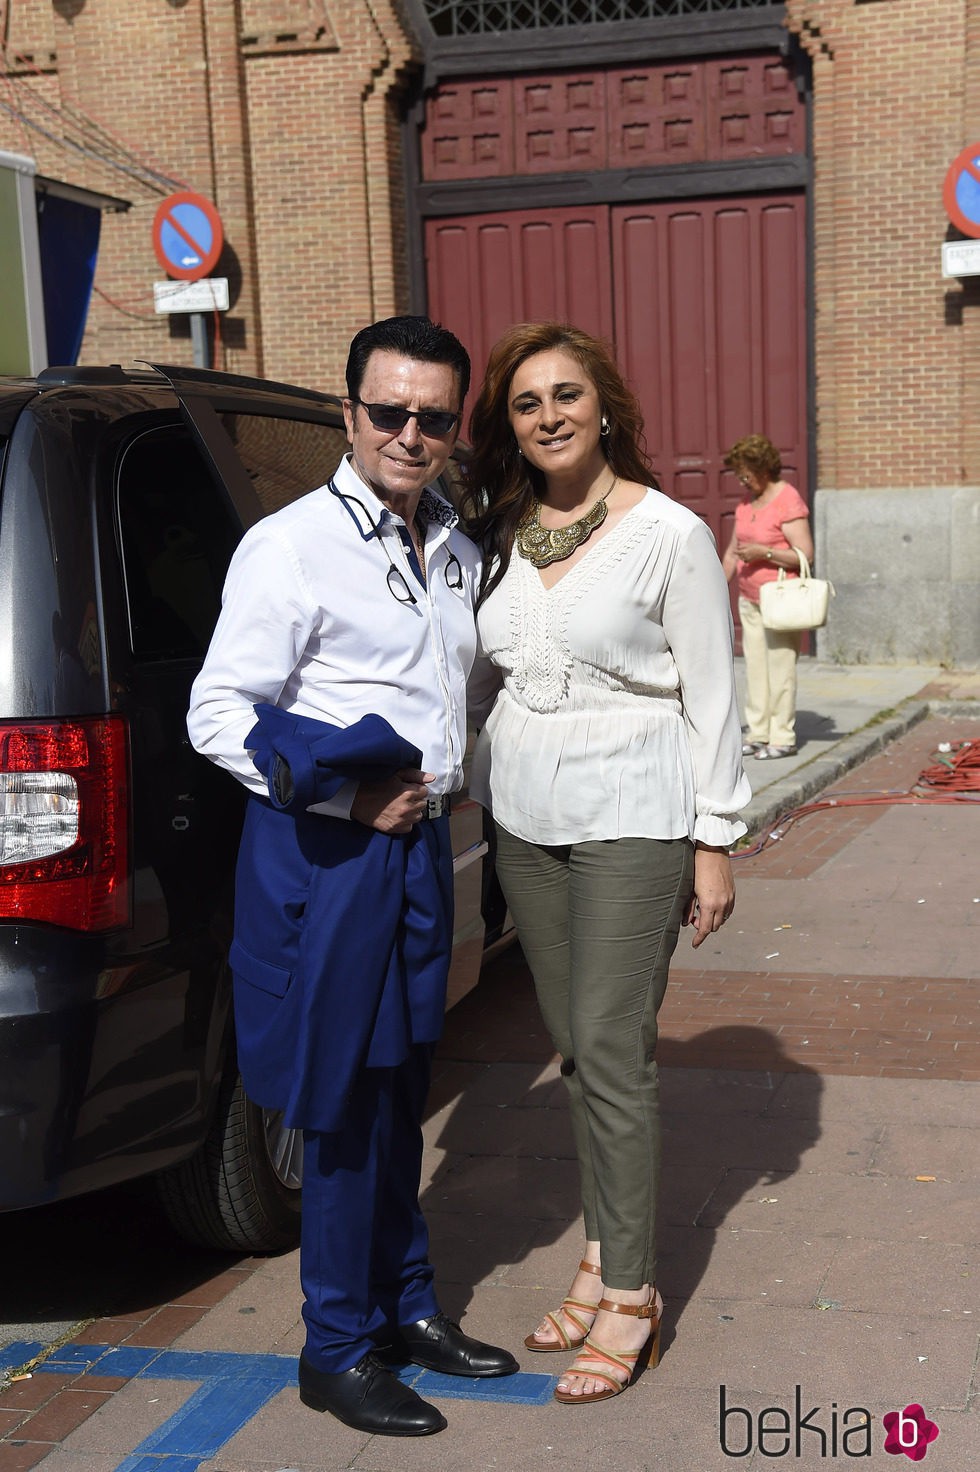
[493,825,694,1289]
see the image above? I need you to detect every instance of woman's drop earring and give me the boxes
[600,416,611,437]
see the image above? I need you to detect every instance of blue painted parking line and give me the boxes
[117,1459,202,1472]
[3,1340,557,1471]
[404,1365,554,1402]
[113,1375,287,1472]
[1,1341,46,1373]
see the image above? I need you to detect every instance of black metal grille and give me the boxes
[424,0,776,38]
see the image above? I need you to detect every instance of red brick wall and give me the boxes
[240,0,417,389]
[63,1,217,367]
[786,0,971,490]
[2,0,978,490]
[0,0,416,392]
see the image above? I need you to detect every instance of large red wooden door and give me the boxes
[425,207,614,391]
[425,192,807,555]
[613,192,807,553]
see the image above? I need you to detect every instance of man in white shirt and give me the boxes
[187,317,516,1437]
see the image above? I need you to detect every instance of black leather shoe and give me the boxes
[298,1351,447,1436]
[390,1312,519,1378]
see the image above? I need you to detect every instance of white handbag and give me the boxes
[758,550,835,631]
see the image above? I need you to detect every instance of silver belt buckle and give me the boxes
[424,795,450,820]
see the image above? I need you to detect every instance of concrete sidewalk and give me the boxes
[1,664,977,1472]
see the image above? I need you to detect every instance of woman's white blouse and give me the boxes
[468,489,751,847]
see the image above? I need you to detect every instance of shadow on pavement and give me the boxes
[0,1179,244,1329]
[658,1027,822,1353]
[796,708,846,743]
[421,952,823,1347]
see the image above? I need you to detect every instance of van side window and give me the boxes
[219,413,349,514]
[117,426,241,661]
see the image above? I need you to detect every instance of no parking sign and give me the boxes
[942,144,980,238]
[152,191,224,280]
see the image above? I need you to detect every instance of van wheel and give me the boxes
[156,1067,302,1252]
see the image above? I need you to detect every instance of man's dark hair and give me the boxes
[346,315,471,406]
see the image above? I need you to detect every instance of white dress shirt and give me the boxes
[468,488,750,847]
[188,454,481,808]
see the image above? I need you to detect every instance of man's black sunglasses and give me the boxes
[352,400,459,436]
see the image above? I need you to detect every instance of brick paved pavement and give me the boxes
[2,682,977,1471]
[660,715,979,1081]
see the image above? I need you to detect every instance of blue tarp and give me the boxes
[36,191,101,365]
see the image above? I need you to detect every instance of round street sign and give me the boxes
[943,144,980,239]
[152,191,224,281]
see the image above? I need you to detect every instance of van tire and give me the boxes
[156,1067,302,1252]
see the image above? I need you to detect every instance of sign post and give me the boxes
[151,191,225,368]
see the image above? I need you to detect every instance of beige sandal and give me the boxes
[553,1291,662,1403]
[523,1260,602,1353]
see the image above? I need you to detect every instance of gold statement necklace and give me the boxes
[516,474,618,568]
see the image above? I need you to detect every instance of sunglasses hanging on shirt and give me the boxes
[444,551,463,590]
[329,481,464,606]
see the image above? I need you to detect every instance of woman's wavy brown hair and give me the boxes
[460,322,655,604]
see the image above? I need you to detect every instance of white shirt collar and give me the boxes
[330,455,458,538]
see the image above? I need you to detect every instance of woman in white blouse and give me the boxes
[462,323,750,1407]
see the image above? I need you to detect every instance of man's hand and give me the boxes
[683,845,735,948]
[351,768,436,834]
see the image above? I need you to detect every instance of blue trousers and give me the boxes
[300,1042,440,1373]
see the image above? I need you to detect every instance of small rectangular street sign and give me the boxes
[941,240,980,278]
[153,277,230,313]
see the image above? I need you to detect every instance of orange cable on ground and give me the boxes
[733,738,979,860]
[916,738,980,791]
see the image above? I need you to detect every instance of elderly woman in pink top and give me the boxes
[722,434,815,760]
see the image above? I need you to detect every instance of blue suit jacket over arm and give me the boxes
[229,705,454,1132]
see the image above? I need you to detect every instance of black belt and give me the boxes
[421,795,451,820]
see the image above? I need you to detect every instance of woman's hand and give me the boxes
[684,845,735,948]
[351,768,436,833]
[735,540,777,564]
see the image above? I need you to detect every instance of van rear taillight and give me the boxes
[0,716,130,931]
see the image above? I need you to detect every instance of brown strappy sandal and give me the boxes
[523,1260,602,1353]
[553,1290,662,1403]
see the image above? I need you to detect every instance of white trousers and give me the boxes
[739,596,801,748]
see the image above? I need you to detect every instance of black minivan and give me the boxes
[0,364,493,1253]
